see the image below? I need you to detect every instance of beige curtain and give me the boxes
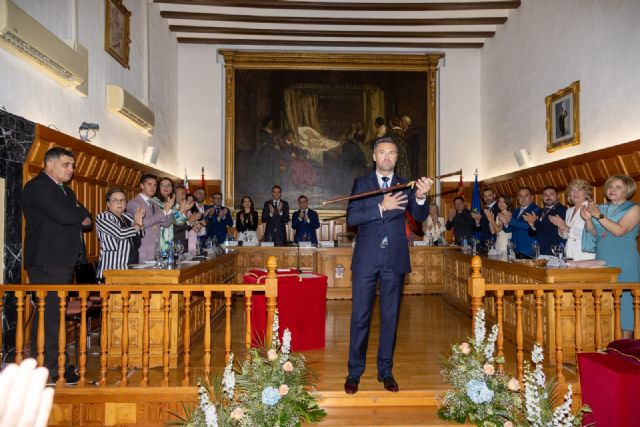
[363,85,385,142]
[283,88,300,137]
[301,93,322,133]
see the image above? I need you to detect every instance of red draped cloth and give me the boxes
[578,349,640,427]
[242,269,327,351]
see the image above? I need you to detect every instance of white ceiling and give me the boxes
[154,0,521,49]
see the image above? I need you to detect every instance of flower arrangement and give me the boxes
[172,311,326,427]
[438,309,591,427]
[437,309,523,426]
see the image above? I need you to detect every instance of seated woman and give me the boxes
[486,194,513,253]
[549,179,595,261]
[423,203,446,243]
[96,188,145,280]
[582,174,640,338]
[236,195,259,244]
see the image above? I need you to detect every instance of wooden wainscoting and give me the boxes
[24,125,179,268]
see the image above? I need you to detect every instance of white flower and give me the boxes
[459,342,471,354]
[485,324,499,361]
[222,353,235,400]
[267,349,278,361]
[473,309,486,349]
[507,377,520,391]
[531,343,544,364]
[230,407,245,420]
[503,422,513,427]
[551,385,575,427]
[282,361,294,372]
[271,310,280,348]
[483,363,495,375]
[282,328,292,354]
[198,382,218,427]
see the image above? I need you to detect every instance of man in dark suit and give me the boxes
[504,186,541,257]
[205,192,233,244]
[344,138,432,395]
[291,195,320,245]
[261,185,290,245]
[471,188,501,248]
[22,147,92,383]
[526,186,567,255]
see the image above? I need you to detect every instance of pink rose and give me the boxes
[459,342,471,354]
[504,422,513,427]
[267,349,278,361]
[279,384,289,396]
[483,364,495,375]
[230,407,245,420]
[507,378,520,391]
[282,361,294,372]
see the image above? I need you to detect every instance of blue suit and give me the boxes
[292,209,320,244]
[205,205,233,244]
[504,204,541,257]
[347,172,428,379]
[530,203,567,255]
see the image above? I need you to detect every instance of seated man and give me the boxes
[446,197,475,245]
[291,194,320,244]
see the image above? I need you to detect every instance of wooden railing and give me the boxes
[0,262,278,388]
[468,256,640,383]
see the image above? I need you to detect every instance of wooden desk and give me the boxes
[103,253,237,368]
[234,245,458,299]
[443,252,620,361]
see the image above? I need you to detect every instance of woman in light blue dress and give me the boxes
[582,174,640,338]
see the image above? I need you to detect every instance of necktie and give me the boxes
[58,183,66,196]
[382,176,390,188]
[148,199,155,215]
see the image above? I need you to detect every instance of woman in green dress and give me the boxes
[582,174,640,338]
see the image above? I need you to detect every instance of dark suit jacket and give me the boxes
[292,209,320,244]
[261,200,290,245]
[477,202,501,245]
[205,206,233,243]
[22,171,91,268]
[530,203,567,255]
[348,173,428,275]
[504,204,541,257]
[446,208,475,245]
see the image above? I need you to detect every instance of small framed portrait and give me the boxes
[104,0,131,69]
[545,80,580,152]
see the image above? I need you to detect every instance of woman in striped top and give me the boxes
[96,188,145,280]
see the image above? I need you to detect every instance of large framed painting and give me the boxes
[546,80,580,153]
[220,51,442,214]
[104,0,131,69]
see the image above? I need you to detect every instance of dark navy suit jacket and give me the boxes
[477,203,501,245]
[205,205,233,244]
[292,209,320,244]
[503,204,541,257]
[530,203,567,255]
[348,173,428,275]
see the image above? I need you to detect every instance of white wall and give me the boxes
[481,0,640,178]
[0,0,179,174]
[177,45,482,185]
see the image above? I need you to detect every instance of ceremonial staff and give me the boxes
[322,169,462,205]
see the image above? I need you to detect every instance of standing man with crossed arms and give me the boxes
[344,138,433,394]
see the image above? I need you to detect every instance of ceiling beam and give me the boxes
[176,37,484,48]
[156,0,521,12]
[160,12,508,26]
[170,26,494,38]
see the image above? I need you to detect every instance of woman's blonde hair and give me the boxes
[565,179,593,206]
[604,174,637,201]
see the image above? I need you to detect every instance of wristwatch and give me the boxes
[598,213,605,220]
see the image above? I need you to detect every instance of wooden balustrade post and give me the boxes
[0,291,3,362]
[182,290,192,386]
[78,291,88,386]
[633,289,640,340]
[224,290,232,364]
[554,289,565,385]
[36,291,46,367]
[203,290,212,384]
[245,291,253,355]
[593,289,603,351]
[120,291,130,387]
[141,291,150,387]
[15,291,24,363]
[534,290,544,345]
[515,290,524,382]
[265,256,278,345]
[573,289,583,358]
[161,291,170,387]
[495,289,504,371]
[612,289,622,340]
[468,256,486,334]
[99,291,109,386]
[57,291,67,386]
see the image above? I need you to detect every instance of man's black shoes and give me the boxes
[50,365,80,385]
[378,374,399,392]
[344,377,359,395]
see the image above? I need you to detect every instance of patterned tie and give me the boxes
[382,176,390,188]
[58,183,67,196]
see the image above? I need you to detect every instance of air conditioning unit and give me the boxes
[106,85,155,133]
[0,0,88,90]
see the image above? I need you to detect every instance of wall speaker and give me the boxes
[513,149,531,167]
[143,146,159,164]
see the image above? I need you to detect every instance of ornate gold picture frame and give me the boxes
[546,80,580,153]
[219,51,443,211]
[104,0,131,69]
